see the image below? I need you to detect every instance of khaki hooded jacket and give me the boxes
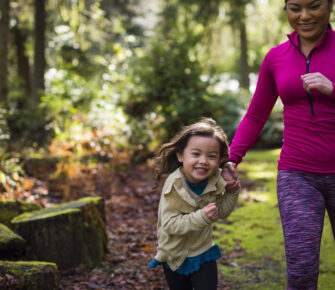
[154,167,240,271]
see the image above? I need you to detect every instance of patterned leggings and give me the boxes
[277,170,335,290]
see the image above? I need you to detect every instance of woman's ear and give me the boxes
[176,152,183,163]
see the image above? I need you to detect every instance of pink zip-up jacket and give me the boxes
[229,24,335,174]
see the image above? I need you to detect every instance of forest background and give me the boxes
[1,0,335,289]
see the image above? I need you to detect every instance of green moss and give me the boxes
[0,223,25,245]
[0,260,58,290]
[10,196,106,270]
[0,260,58,274]
[20,201,43,212]
[11,197,102,223]
[216,149,335,289]
[12,208,80,223]
[0,200,42,227]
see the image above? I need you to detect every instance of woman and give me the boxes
[223,0,335,289]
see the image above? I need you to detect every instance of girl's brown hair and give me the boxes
[154,118,229,185]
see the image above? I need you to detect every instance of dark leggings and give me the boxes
[163,260,218,290]
[277,170,335,290]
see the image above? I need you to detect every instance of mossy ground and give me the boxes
[215,149,335,289]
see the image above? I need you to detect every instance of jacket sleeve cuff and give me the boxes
[201,208,213,224]
[331,81,335,99]
[228,154,240,165]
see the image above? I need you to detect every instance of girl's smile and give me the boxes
[177,136,222,183]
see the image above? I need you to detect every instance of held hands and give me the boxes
[301,73,333,96]
[203,203,218,222]
[222,162,240,192]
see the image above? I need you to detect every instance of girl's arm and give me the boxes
[216,185,240,219]
[160,192,213,235]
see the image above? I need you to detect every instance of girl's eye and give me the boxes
[209,155,217,159]
[311,5,320,10]
[192,153,200,156]
[289,8,300,12]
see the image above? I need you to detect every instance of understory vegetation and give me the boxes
[215,149,335,289]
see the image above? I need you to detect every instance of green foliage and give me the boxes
[122,38,243,147]
[120,0,244,150]
[6,107,55,150]
[3,0,308,159]
[0,149,24,194]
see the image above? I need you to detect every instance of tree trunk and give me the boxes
[0,0,10,108]
[32,0,46,107]
[12,197,108,270]
[230,0,250,91]
[0,261,59,290]
[239,18,249,91]
[13,24,31,105]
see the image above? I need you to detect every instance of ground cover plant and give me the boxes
[1,148,335,289]
[215,149,335,289]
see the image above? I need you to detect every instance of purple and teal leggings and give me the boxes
[277,170,335,290]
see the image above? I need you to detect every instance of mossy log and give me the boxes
[0,200,42,228]
[0,224,25,259]
[0,260,58,290]
[11,197,108,269]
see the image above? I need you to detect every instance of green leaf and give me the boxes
[0,171,6,185]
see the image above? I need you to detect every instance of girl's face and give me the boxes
[177,135,222,183]
[286,0,333,46]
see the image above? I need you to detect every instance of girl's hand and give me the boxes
[203,203,218,222]
[222,162,240,191]
[301,73,333,96]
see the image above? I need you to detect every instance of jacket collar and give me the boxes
[162,167,226,206]
[287,23,332,50]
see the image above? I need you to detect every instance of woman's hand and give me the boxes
[222,161,240,191]
[203,203,218,222]
[301,73,333,96]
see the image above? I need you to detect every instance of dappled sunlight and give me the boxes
[248,170,276,180]
[240,191,271,203]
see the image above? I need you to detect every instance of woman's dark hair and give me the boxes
[284,0,334,9]
[153,118,229,186]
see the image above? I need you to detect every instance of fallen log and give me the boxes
[11,196,108,269]
[0,224,25,259]
[0,260,59,290]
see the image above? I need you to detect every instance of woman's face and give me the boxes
[286,0,333,45]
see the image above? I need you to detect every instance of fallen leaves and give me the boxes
[9,156,255,289]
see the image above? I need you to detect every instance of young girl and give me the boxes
[149,118,240,290]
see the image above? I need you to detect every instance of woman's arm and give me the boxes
[229,50,279,165]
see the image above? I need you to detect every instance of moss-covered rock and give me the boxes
[0,260,59,290]
[0,200,43,228]
[0,223,25,258]
[11,196,108,269]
